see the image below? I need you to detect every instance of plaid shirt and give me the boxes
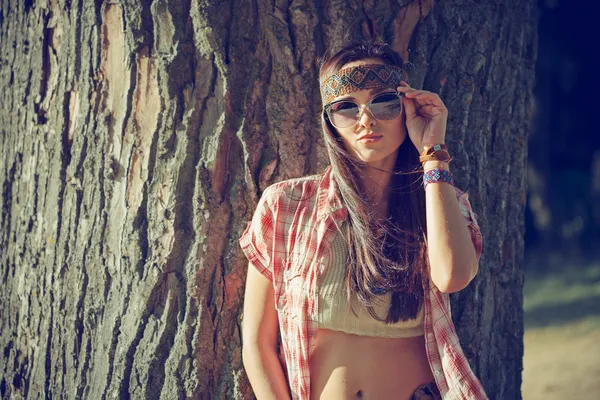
[239,166,487,400]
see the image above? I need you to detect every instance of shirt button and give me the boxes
[433,368,441,376]
[427,333,434,340]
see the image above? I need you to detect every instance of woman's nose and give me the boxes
[357,106,376,128]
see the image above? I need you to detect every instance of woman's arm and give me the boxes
[423,160,479,293]
[242,265,291,399]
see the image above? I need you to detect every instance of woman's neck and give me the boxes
[359,156,396,219]
[361,168,392,203]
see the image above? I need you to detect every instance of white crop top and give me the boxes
[317,222,424,338]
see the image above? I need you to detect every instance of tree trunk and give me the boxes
[0,0,536,399]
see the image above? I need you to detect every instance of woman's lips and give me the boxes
[357,135,383,143]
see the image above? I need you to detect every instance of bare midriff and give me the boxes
[309,328,434,400]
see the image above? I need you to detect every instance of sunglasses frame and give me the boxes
[324,91,403,128]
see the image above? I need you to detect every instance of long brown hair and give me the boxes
[319,42,428,323]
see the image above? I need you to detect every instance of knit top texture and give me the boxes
[317,222,424,338]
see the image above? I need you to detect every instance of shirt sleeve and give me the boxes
[239,188,275,281]
[454,187,483,262]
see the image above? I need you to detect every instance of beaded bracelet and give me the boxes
[423,168,454,189]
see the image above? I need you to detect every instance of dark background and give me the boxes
[523,1,600,397]
[526,0,600,261]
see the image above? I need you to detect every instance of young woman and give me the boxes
[239,42,488,400]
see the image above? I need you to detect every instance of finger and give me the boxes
[415,104,445,116]
[413,92,441,101]
[396,86,416,93]
[402,96,417,119]
[416,103,443,110]
[397,87,420,98]
[413,93,445,107]
[404,90,436,98]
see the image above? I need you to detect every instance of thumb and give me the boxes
[402,96,417,121]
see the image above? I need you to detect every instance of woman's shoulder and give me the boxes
[260,172,324,204]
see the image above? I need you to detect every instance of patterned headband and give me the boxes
[320,63,407,105]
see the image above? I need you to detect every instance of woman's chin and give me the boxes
[356,149,400,166]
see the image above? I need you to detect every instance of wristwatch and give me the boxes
[419,144,451,164]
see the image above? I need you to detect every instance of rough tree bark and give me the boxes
[0,0,536,399]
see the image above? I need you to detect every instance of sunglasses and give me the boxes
[324,91,403,128]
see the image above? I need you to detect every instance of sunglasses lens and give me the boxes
[329,101,360,128]
[370,93,402,120]
[326,93,402,128]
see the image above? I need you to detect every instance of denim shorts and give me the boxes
[410,381,442,400]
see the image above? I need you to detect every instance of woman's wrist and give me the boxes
[423,160,450,171]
